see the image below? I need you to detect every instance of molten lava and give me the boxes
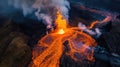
[57,29,65,34]
[55,11,68,34]
[30,11,97,67]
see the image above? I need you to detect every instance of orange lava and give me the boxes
[54,11,68,34]
[89,16,112,29]
[89,21,98,29]
[30,11,97,67]
[57,29,65,34]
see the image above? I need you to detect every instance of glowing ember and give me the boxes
[30,10,97,67]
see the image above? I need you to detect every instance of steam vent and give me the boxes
[0,0,120,67]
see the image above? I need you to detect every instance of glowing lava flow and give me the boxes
[30,11,97,67]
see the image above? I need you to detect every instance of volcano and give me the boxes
[29,11,97,67]
[0,0,120,67]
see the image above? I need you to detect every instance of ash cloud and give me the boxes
[8,0,70,29]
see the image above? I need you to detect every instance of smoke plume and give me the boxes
[8,0,70,29]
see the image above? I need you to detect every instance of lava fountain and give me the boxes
[30,10,97,67]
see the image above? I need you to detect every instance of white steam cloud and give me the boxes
[78,22,102,37]
[8,0,70,29]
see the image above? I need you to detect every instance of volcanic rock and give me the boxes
[0,21,32,67]
[96,21,120,67]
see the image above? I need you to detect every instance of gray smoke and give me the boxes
[8,0,70,29]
